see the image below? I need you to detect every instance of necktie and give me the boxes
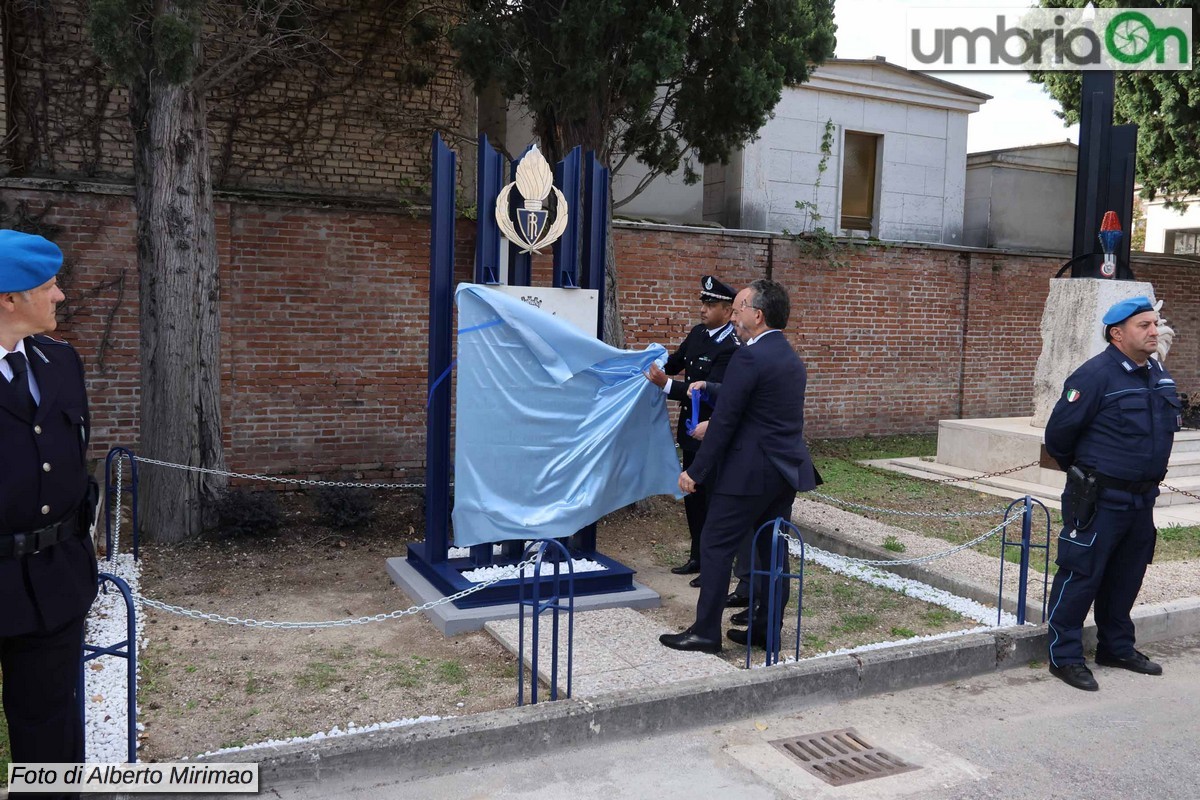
[5,352,37,419]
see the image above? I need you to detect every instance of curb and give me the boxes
[209,597,1200,792]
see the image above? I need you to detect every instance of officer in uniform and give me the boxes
[645,275,739,578]
[1044,295,1181,691]
[0,230,99,773]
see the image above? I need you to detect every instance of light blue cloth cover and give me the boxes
[452,283,682,546]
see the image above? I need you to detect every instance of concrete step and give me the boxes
[1172,430,1200,454]
[1166,453,1200,479]
[872,457,1200,529]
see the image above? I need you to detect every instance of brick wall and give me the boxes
[7,182,1199,477]
[1,2,466,202]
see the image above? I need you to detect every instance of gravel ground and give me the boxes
[791,497,1200,607]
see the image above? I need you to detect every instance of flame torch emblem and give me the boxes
[495,146,569,254]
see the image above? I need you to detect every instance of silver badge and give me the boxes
[495,146,568,255]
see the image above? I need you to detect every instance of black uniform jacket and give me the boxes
[662,322,738,454]
[686,331,819,495]
[0,334,98,636]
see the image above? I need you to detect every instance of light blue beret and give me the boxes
[0,230,63,292]
[1102,296,1155,326]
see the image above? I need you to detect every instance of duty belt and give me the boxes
[0,518,79,558]
[1092,472,1161,495]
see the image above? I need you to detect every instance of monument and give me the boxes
[386,134,663,634]
[915,72,1199,524]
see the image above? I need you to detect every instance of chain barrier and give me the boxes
[113,456,530,629]
[1163,482,1200,502]
[807,460,1040,519]
[808,493,1008,518]
[133,556,539,629]
[927,460,1039,484]
[113,457,123,557]
[778,514,1020,568]
[131,456,427,490]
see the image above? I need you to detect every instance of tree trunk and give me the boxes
[602,205,625,349]
[131,64,226,543]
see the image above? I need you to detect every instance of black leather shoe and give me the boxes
[725,592,750,609]
[688,575,701,588]
[730,607,764,627]
[1049,662,1099,691]
[1095,649,1163,676]
[726,627,770,648]
[670,559,701,575]
[660,630,722,654]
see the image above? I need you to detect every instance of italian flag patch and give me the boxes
[1066,389,1081,403]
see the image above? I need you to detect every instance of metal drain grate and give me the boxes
[771,727,919,787]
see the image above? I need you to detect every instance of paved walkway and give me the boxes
[486,607,734,697]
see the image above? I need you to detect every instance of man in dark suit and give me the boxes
[644,275,739,577]
[0,230,99,776]
[660,279,818,653]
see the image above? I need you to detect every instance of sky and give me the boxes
[832,0,1081,153]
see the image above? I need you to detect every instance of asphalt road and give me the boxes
[269,633,1200,800]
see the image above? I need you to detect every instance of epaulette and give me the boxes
[32,333,71,346]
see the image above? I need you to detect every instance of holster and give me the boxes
[1065,465,1099,529]
[78,476,100,534]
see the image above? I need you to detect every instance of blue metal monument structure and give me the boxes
[406,133,631,608]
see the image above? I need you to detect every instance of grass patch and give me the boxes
[832,612,879,634]
[882,536,906,553]
[922,609,964,626]
[809,434,1060,561]
[1155,525,1200,560]
[436,660,467,685]
[294,661,339,691]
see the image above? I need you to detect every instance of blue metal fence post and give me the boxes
[1016,495,1033,626]
[426,133,456,565]
[82,573,138,763]
[104,447,141,561]
[999,495,1052,625]
[517,540,575,706]
[746,517,805,668]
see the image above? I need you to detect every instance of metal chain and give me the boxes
[133,554,549,629]
[112,457,123,557]
[809,492,1007,518]
[927,460,1040,484]
[1163,482,1200,502]
[781,514,1019,567]
[132,456,426,490]
[112,457,547,629]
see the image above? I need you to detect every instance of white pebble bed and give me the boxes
[798,542,1019,627]
[462,558,606,583]
[84,552,145,762]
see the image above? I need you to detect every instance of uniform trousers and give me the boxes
[693,466,795,642]
[1047,491,1157,667]
[680,449,706,563]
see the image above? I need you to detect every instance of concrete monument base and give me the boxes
[386,555,661,636]
[1031,277,1156,426]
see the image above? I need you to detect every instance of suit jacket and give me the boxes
[662,322,738,453]
[0,334,98,636]
[686,330,818,496]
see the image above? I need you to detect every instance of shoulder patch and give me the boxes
[1066,388,1081,403]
